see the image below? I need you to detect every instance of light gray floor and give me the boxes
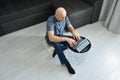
[0,21,120,80]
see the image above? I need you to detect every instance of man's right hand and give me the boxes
[66,38,77,47]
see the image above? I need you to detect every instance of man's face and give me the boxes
[56,14,66,21]
[55,10,66,21]
[55,7,67,22]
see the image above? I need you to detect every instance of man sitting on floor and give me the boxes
[45,7,80,74]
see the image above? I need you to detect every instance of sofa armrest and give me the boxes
[83,0,103,22]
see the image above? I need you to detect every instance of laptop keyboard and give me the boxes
[73,38,90,52]
[73,38,83,49]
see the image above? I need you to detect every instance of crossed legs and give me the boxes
[45,35,75,74]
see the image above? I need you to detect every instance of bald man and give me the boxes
[45,7,80,74]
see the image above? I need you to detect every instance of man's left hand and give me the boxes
[72,32,81,41]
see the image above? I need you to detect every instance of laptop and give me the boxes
[73,38,90,52]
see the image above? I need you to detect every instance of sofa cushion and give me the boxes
[52,0,93,28]
[1,10,51,34]
[0,0,52,24]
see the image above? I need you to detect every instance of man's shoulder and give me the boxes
[47,16,55,22]
[47,16,56,26]
[65,16,69,20]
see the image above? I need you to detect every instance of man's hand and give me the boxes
[72,32,81,41]
[66,38,77,47]
[67,24,80,41]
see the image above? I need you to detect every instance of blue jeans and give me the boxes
[45,35,73,65]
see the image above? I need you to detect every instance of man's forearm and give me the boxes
[68,25,76,35]
[49,35,68,42]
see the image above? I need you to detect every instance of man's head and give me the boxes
[55,7,67,21]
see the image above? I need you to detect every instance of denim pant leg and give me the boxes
[48,42,69,64]
[45,35,73,65]
[60,41,69,51]
[61,35,74,49]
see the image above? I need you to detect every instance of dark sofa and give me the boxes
[0,0,103,36]
[52,0,103,29]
